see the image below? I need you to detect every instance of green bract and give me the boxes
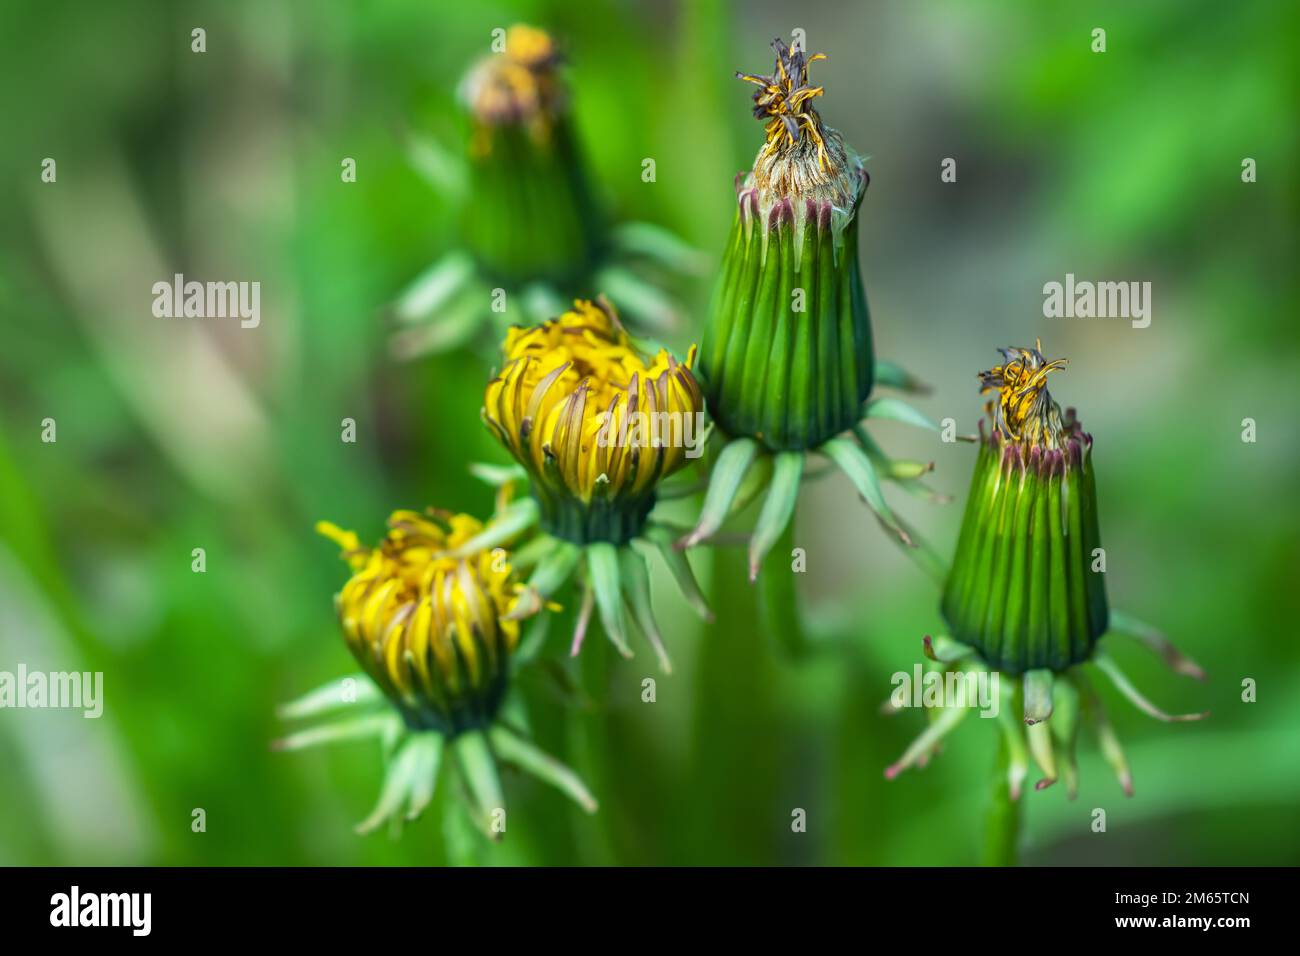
[942,416,1108,674]
[887,344,1206,802]
[701,175,873,451]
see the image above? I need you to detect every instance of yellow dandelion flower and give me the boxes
[316,510,519,734]
[484,297,703,544]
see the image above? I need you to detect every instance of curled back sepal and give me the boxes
[940,426,1108,675]
[884,630,1208,799]
[274,676,597,839]
[699,172,873,452]
[505,524,711,673]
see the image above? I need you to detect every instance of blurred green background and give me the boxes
[1,0,1297,865]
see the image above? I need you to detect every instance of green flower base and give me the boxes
[941,432,1109,674]
[463,118,604,288]
[533,489,652,546]
[699,172,873,451]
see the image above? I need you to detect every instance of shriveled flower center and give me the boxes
[736,37,864,218]
[979,340,1068,448]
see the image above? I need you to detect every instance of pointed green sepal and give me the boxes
[272,712,397,753]
[441,497,539,558]
[863,396,940,432]
[1049,674,1081,799]
[404,733,444,821]
[681,437,759,547]
[1107,609,1206,681]
[748,451,803,581]
[586,542,632,657]
[489,725,598,813]
[822,437,911,545]
[873,358,931,395]
[620,545,672,673]
[1022,669,1055,725]
[276,673,384,721]
[451,729,506,840]
[885,697,969,780]
[356,733,426,835]
[644,523,713,622]
[1092,653,1210,723]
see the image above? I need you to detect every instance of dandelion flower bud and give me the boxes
[394,26,702,357]
[276,507,597,838]
[942,342,1107,673]
[317,510,518,732]
[484,297,703,544]
[477,298,710,671]
[459,24,602,286]
[700,36,872,451]
[684,36,938,581]
[886,343,1207,802]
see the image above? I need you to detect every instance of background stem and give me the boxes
[982,738,1023,866]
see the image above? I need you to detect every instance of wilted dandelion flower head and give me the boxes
[737,36,863,223]
[704,36,874,454]
[942,341,1106,674]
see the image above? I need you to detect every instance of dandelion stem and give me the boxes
[982,738,1023,866]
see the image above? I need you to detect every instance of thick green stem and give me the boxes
[982,738,1023,866]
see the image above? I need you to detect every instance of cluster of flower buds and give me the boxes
[280,31,1207,860]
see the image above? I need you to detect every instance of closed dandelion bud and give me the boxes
[941,343,1108,674]
[886,342,1206,805]
[699,35,872,451]
[484,297,703,545]
[459,24,602,286]
[316,510,518,734]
